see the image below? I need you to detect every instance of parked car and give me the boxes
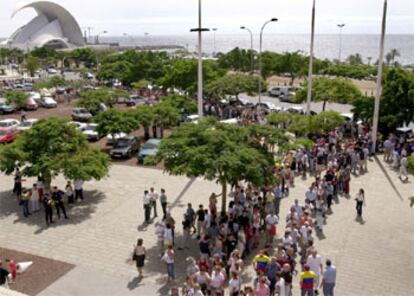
[17,118,39,132]
[47,68,58,74]
[68,121,87,131]
[256,102,281,111]
[0,128,20,143]
[0,119,20,129]
[39,97,57,108]
[25,97,38,110]
[110,136,140,158]
[126,95,146,106]
[28,92,41,103]
[0,101,15,114]
[82,123,103,141]
[106,132,128,145]
[137,139,161,163]
[72,108,93,122]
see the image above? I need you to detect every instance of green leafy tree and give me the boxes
[279,51,308,85]
[34,76,66,90]
[352,68,414,134]
[408,156,414,175]
[30,47,58,60]
[160,95,197,117]
[135,105,155,140]
[321,63,376,80]
[346,53,364,65]
[267,112,294,128]
[385,49,400,67]
[152,101,181,137]
[314,111,346,132]
[216,47,256,72]
[205,73,265,101]
[77,88,119,114]
[0,118,110,189]
[94,109,139,140]
[23,55,40,77]
[159,58,224,95]
[156,118,275,212]
[352,96,375,124]
[132,79,150,91]
[294,77,363,111]
[5,90,28,109]
[68,48,97,68]
[288,115,317,136]
[96,60,132,82]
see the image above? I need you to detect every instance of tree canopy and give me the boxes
[5,90,28,109]
[0,118,110,187]
[294,77,363,110]
[205,73,264,101]
[352,68,414,134]
[155,118,275,211]
[94,109,139,139]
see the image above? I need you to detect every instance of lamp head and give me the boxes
[270,18,278,22]
[240,26,246,29]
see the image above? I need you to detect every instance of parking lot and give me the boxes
[0,99,165,168]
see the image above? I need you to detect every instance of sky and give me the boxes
[0,0,413,37]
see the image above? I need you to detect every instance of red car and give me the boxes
[0,128,20,143]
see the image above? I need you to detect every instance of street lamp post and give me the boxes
[372,0,388,154]
[191,0,209,118]
[337,24,345,62]
[306,0,316,115]
[259,18,278,104]
[212,28,217,57]
[123,33,133,47]
[240,26,254,73]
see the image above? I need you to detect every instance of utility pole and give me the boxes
[372,0,388,154]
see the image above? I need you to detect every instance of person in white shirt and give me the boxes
[265,212,279,246]
[149,187,159,218]
[29,184,40,212]
[161,245,175,282]
[74,179,84,201]
[228,271,241,296]
[155,222,165,256]
[143,190,151,223]
[210,265,225,294]
[275,271,286,296]
[307,250,323,291]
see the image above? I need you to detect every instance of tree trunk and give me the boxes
[322,100,327,111]
[152,125,157,138]
[221,181,227,213]
[290,74,295,86]
[144,126,150,140]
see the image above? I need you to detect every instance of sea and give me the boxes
[102,34,414,65]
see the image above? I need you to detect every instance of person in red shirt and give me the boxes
[6,259,16,281]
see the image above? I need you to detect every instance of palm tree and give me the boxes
[346,53,364,65]
[385,49,400,67]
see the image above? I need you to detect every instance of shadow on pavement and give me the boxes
[374,156,404,201]
[0,189,106,234]
[168,177,196,210]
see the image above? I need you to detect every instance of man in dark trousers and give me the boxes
[42,193,54,226]
[52,187,68,219]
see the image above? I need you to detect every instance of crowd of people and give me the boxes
[12,170,85,226]
[129,117,393,296]
[383,132,413,182]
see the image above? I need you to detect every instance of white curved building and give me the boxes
[4,1,85,50]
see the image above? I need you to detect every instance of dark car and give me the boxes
[0,102,15,114]
[110,137,140,159]
[72,107,93,122]
[126,95,146,107]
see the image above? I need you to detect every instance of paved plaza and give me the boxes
[0,158,413,296]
